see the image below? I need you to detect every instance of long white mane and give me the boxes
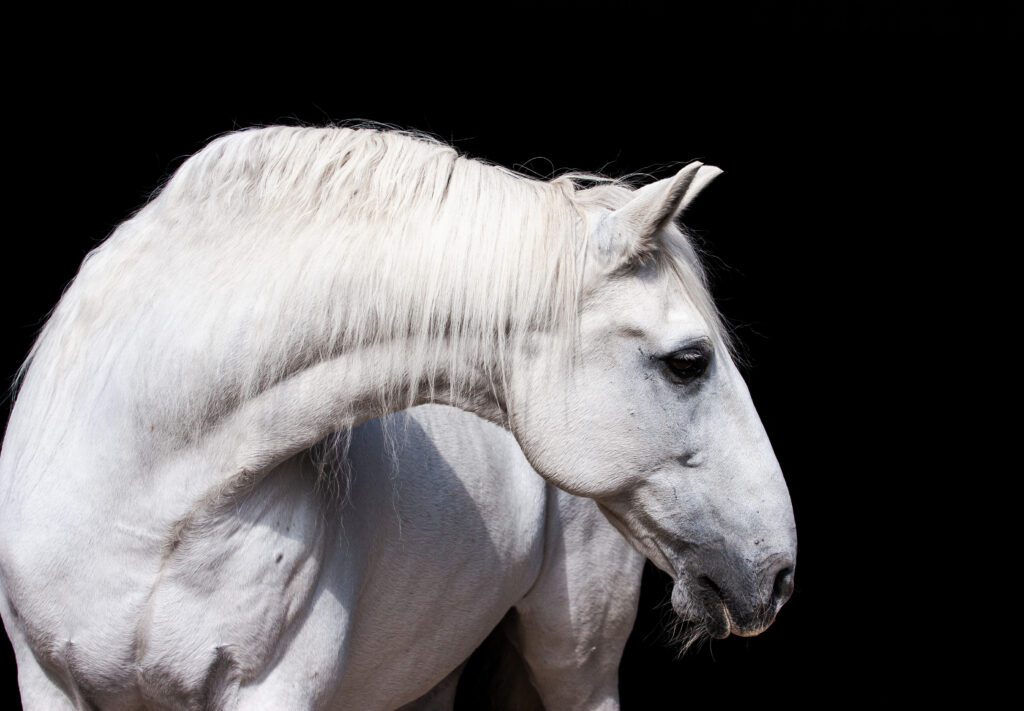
[8,121,733,481]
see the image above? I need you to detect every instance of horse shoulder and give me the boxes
[134,453,335,709]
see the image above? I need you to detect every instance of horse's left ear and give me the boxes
[605,161,723,264]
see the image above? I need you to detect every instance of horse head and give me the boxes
[508,163,797,641]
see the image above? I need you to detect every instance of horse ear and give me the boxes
[604,161,723,265]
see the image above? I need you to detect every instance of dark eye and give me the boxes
[661,345,712,383]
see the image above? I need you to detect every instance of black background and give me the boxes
[1,3,1015,707]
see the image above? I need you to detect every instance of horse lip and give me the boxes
[699,581,773,638]
[731,622,768,638]
[704,595,732,639]
[717,604,734,638]
[694,575,736,639]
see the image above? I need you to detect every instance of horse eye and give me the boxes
[662,346,711,383]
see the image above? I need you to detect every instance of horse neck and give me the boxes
[174,247,517,479]
[10,217,511,493]
[11,131,586,497]
[200,336,510,481]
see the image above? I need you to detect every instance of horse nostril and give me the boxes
[771,565,795,608]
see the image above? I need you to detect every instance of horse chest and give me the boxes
[318,420,550,708]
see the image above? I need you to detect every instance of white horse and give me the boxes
[0,122,797,709]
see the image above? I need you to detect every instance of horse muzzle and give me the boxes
[671,549,795,639]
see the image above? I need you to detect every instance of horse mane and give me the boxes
[7,121,736,474]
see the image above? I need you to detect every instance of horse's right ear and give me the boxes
[599,162,723,267]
